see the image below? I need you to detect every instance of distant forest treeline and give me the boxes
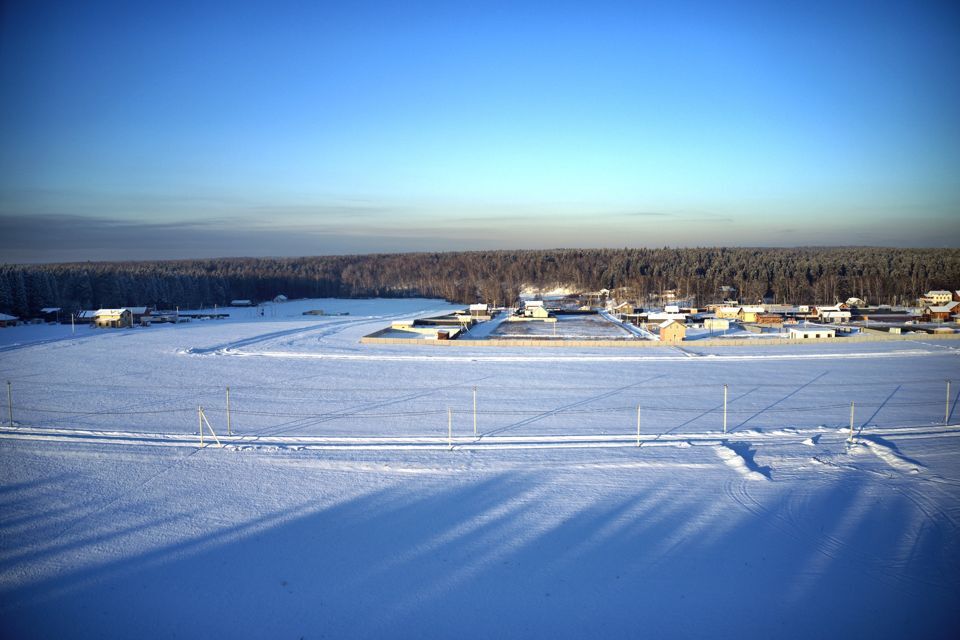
[1,247,958,317]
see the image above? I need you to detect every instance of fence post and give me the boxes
[636,405,641,447]
[947,380,952,425]
[473,386,477,437]
[448,408,453,450]
[226,386,232,436]
[849,402,855,441]
[723,384,728,434]
[6,381,12,427]
[200,407,223,448]
[198,404,204,447]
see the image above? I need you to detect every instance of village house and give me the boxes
[0,312,19,328]
[609,300,635,314]
[658,319,686,343]
[739,305,765,323]
[926,301,959,322]
[919,290,953,306]
[40,307,62,323]
[93,308,133,328]
[814,304,852,323]
[520,300,553,319]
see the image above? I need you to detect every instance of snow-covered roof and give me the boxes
[40,307,61,313]
[659,319,685,329]
[741,305,765,313]
[0,312,18,321]
[924,290,952,296]
[469,303,489,311]
[524,300,544,308]
[647,312,687,321]
[76,310,97,319]
[126,307,149,314]
[928,301,959,313]
[94,308,129,317]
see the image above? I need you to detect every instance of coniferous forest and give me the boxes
[1,247,958,317]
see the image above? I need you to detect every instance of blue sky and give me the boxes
[1,0,958,262]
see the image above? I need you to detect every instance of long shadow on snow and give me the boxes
[1,466,958,639]
[723,440,773,479]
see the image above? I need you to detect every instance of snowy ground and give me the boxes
[491,313,633,339]
[1,298,959,638]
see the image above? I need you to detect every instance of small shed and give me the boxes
[788,326,836,340]
[93,308,133,328]
[273,295,288,303]
[126,306,152,325]
[528,306,551,319]
[658,319,686,343]
[0,312,19,328]
[40,307,62,323]
[469,303,490,317]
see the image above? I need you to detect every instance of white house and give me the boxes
[815,305,852,323]
[920,290,953,306]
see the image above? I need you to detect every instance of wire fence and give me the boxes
[2,377,956,441]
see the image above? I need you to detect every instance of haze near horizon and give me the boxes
[1,0,959,263]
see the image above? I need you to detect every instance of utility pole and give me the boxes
[448,408,453,450]
[473,386,477,437]
[6,381,12,427]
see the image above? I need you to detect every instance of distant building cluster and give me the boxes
[0,294,294,329]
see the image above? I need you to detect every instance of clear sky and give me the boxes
[1,0,958,262]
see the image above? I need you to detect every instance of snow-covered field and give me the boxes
[491,313,633,339]
[1,298,959,638]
